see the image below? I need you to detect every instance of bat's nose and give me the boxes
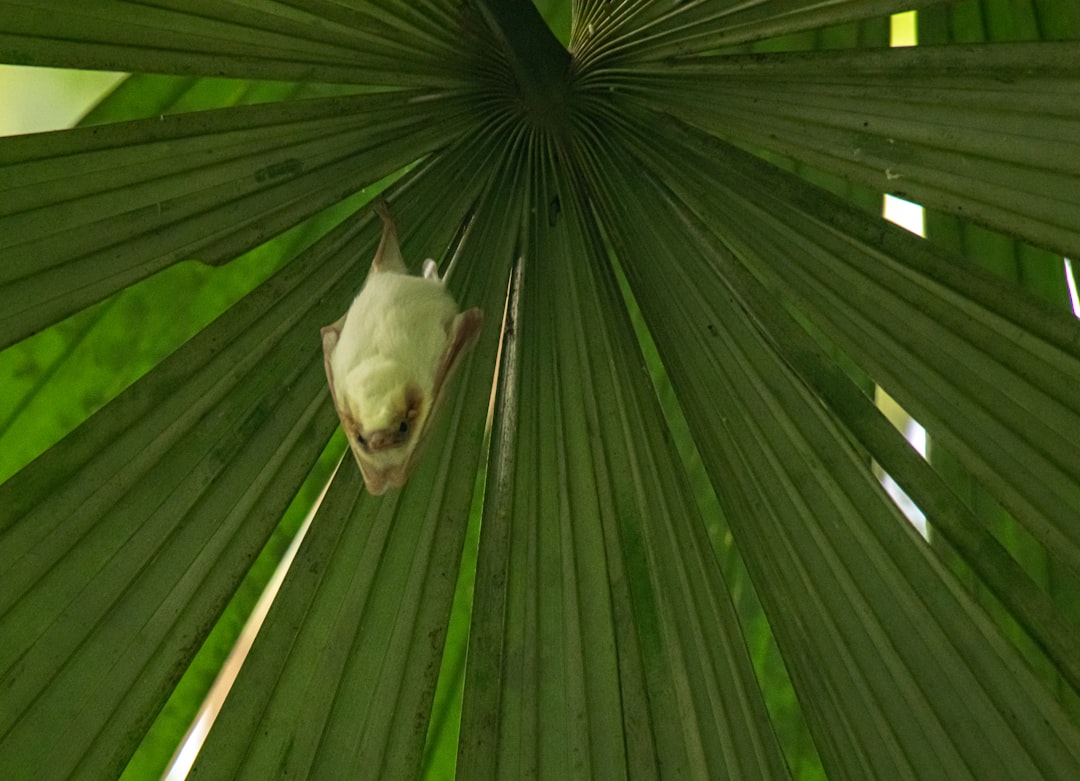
[367,430,395,450]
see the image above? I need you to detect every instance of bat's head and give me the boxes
[340,358,431,494]
[321,303,483,497]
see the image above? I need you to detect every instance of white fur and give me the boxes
[330,270,458,433]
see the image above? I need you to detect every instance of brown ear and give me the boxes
[358,460,391,496]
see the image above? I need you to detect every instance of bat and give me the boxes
[321,200,483,495]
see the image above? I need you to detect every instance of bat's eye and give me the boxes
[399,421,409,434]
[357,432,367,446]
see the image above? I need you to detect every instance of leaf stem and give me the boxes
[473,0,571,128]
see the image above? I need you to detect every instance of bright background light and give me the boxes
[0,65,124,136]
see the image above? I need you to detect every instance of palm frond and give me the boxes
[2,1,1080,779]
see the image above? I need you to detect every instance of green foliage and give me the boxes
[2,1,1080,779]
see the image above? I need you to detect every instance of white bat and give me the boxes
[321,201,483,495]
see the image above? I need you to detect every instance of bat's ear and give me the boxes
[359,461,390,495]
[359,455,412,496]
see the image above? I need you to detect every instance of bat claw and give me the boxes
[374,197,395,228]
[370,197,406,273]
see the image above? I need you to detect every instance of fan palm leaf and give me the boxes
[2,1,1079,779]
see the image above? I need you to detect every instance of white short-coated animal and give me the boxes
[321,200,482,494]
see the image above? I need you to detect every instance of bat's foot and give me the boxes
[371,197,407,273]
[374,197,395,229]
[422,259,440,280]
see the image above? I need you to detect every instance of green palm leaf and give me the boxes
[2,1,1079,779]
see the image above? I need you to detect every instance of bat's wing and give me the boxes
[320,316,345,408]
[433,307,484,399]
[372,307,482,492]
[372,199,407,274]
[321,316,377,487]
